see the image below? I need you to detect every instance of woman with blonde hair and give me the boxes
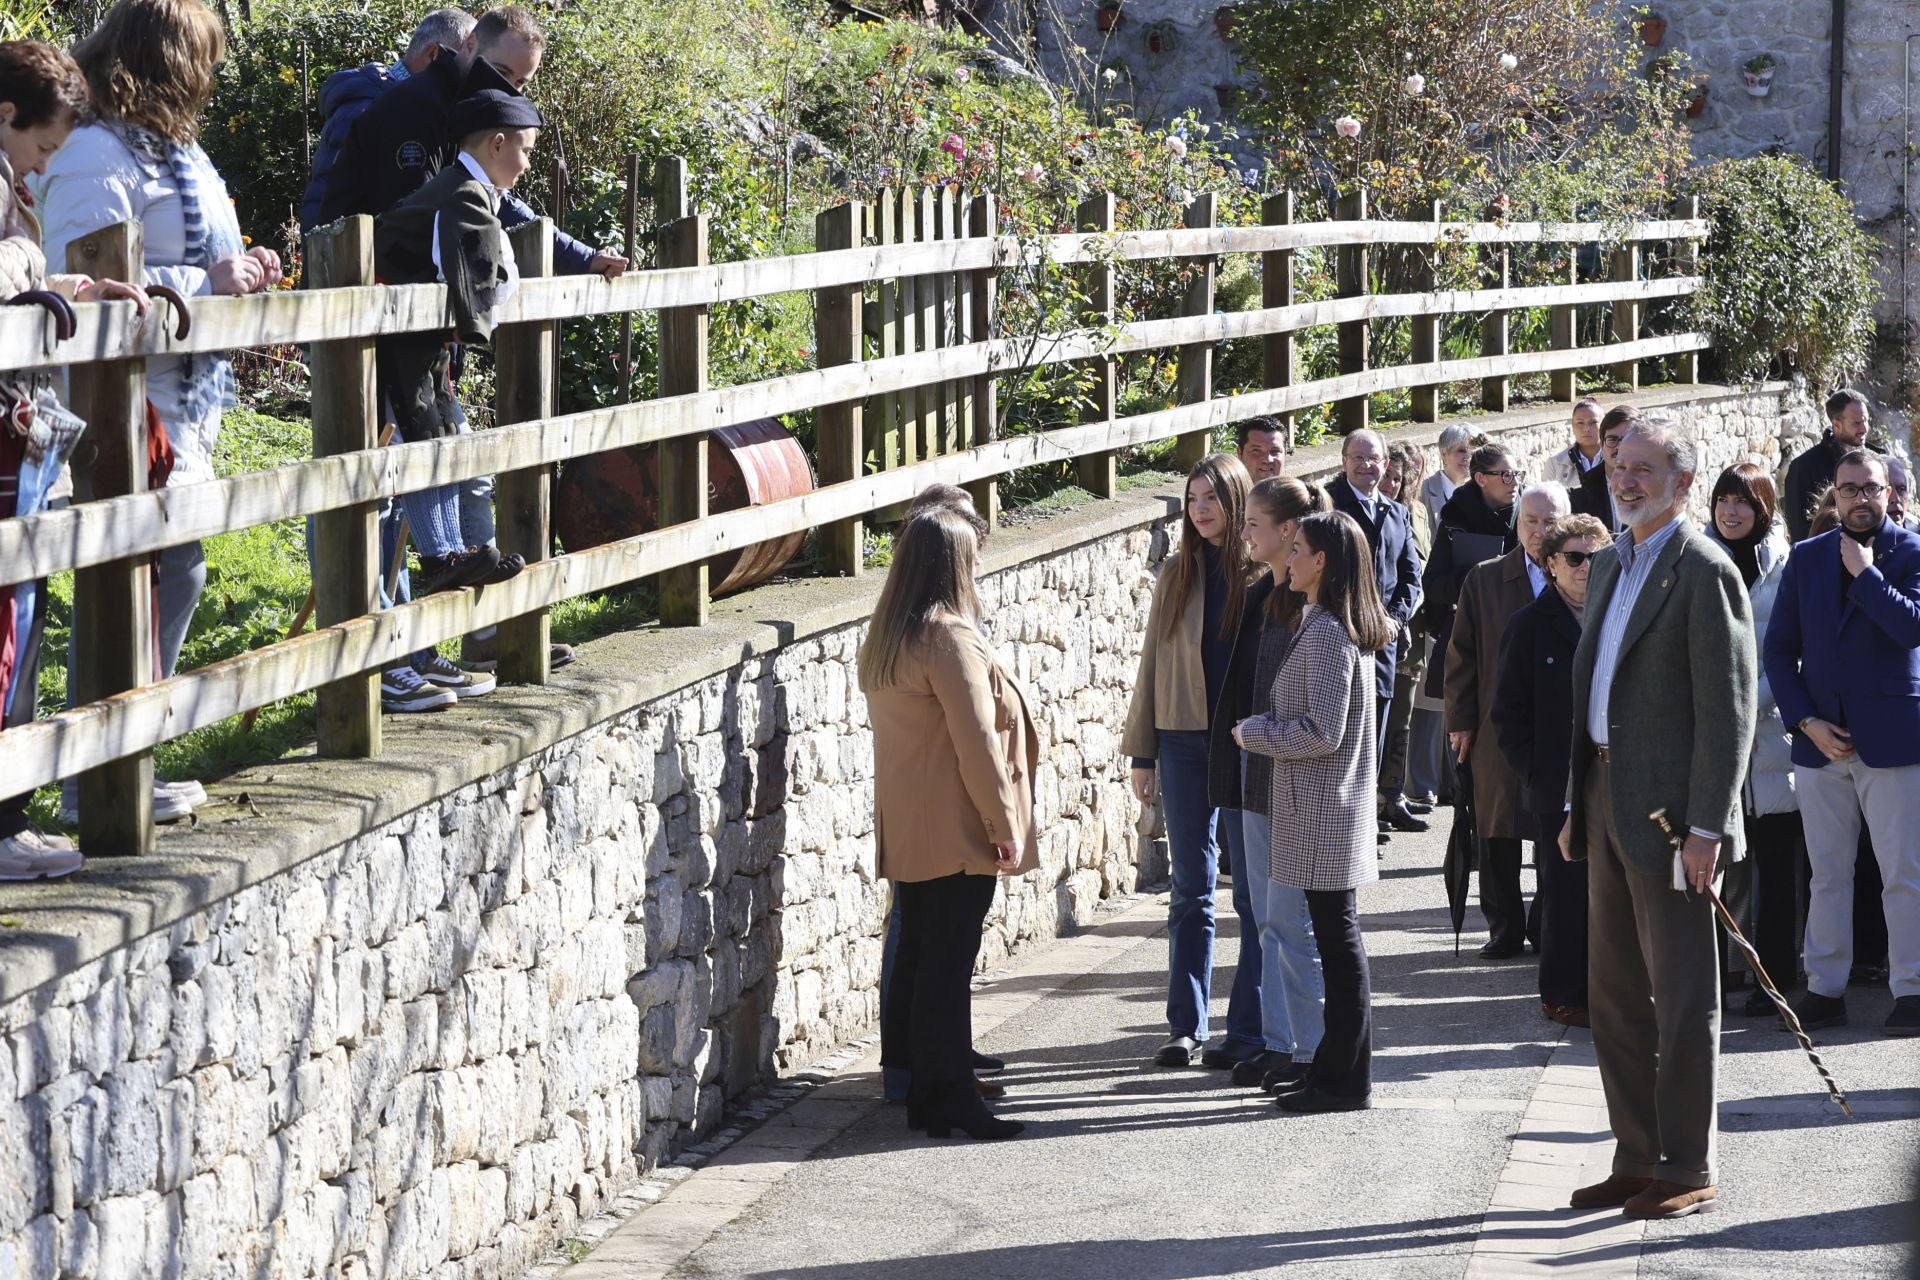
[1209,475,1333,1092]
[36,0,284,821]
[1125,452,1260,1069]
[861,507,1036,1140]
[1235,510,1393,1112]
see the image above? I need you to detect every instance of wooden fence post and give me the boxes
[1670,195,1701,386]
[870,190,902,471]
[655,157,710,626]
[64,221,154,854]
[1610,238,1642,390]
[1409,199,1442,423]
[815,201,864,576]
[307,217,383,755]
[914,186,940,462]
[619,153,642,404]
[1335,187,1370,435]
[1075,191,1118,499]
[1549,238,1579,403]
[1261,190,1298,442]
[1175,191,1217,471]
[493,221,555,683]
[965,192,1000,528]
[1480,200,1511,413]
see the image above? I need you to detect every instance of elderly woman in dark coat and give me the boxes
[1491,514,1612,1028]
[1234,510,1394,1113]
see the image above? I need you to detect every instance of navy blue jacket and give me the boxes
[1327,474,1423,699]
[299,62,394,232]
[1491,583,1580,838]
[1763,518,1920,769]
[315,50,595,274]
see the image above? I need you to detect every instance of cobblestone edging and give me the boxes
[0,385,1797,1280]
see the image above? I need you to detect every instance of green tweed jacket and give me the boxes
[1566,519,1757,877]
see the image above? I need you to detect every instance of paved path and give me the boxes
[556,822,1920,1280]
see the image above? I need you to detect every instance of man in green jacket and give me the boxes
[1558,414,1757,1221]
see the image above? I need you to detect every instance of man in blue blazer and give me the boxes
[1764,449,1920,1038]
[1328,430,1425,837]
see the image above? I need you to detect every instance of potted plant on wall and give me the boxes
[1096,2,1123,32]
[1214,6,1238,38]
[1145,20,1178,54]
[1744,53,1776,97]
[1638,12,1667,46]
[1686,75,1709,118]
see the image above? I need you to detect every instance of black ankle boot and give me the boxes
[924,1086,1023,1141]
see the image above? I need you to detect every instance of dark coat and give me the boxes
[1763,518,1920,770]
[1207,575,1277,809]
[1567,522,1756,876]
[1782,429,1885,543]
[373,164,510,441]
[298,62,394,232]
[319,50,595,273]
[1491,584,1582,839]
[1327,474,1423,700]
[1421,481,1517,696]
[1570,462,1616,530]
[1443,546,1538,842]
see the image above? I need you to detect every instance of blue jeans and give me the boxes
[1243,809,1326,1060]
[880,891,910,1100]
[1159,731,1257,1046]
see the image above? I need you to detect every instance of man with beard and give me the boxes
[1560,414,1755,1220]
[1763,450,1920,1038]
[1783,389,1880,542]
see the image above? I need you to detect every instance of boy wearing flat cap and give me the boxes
[372,88,542,592]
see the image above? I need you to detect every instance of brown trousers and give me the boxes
[1584,758,1722,1187]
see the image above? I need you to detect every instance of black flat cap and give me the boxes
[451,88,544,136]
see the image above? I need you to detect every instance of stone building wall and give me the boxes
[0,383,1804,1280]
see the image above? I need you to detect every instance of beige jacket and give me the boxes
[0,153,86,299]
[864,614,1041,883]
[1122,563,1210,761]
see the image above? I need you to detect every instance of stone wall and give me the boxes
[0,383,1802,1280]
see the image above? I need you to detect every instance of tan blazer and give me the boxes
[1122,565,1209,761]
[1444,546,1537,841]
[864,615,1041,883]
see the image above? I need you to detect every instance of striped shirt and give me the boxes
[1586,515,1683,747]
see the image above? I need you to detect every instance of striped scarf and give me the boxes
[115,123,243,423]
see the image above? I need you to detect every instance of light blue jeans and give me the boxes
[1243,808,1326,1060]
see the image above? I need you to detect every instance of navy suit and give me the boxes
[1327,475,1423,701]
[1764,519,1920,770]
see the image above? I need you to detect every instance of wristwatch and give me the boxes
[1796,716,1817,732]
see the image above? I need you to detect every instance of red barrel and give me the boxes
[553,418,816,597]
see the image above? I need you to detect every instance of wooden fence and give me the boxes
[0,174,1710,856]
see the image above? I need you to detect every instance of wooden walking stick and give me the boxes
[1650,807,1852,1116]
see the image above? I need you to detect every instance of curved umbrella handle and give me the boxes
[147,285,193,341]
[5,289,79,351]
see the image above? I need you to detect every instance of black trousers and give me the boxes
[1479,837,1540,948]
[1305,888,1371,1099]
[1743,811,1804,987]
[881,871,997,1105]
[1533,812,1588,1008]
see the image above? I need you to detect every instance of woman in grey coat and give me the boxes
[1706,463,1801,1015]
[1235,511,1394,1112]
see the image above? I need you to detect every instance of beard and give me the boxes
[1616,476,1678,530]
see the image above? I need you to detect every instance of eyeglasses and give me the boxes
[1476,470,1521,483]
[1835,483,1886,501]
[1554,550,1596,567]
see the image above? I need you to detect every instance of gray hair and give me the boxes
[1341,428,1386,457]
[1437,425,1473,452]
[1621,412,1695,475]
[408,8,477,58]
[1518,480,1572,515]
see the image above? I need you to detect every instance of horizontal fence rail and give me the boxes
[0,184,1711,854]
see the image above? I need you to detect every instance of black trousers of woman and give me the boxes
[1304,889,1371,1099]
[1743,811,1805,988]
[1532,812,1588,1009]
[882,871,998,1112]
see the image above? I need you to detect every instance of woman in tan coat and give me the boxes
[862,507,1037,1141]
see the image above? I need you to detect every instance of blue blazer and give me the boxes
[1327,475,1423,699]
[1763,518,1920,770]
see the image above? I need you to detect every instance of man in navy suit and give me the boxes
[1328,430,1425,839]
[1764,449,1920,1038]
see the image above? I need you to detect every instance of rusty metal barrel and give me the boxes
[553,418,816,597]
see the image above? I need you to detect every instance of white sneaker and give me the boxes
[59,783,193,825]
[0,832,84,880]
[156,779,207,809]
[15,827,75,854]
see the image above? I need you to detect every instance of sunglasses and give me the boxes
[1554,550,1596,567]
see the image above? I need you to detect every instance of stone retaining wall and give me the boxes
[0,384,1798,1280]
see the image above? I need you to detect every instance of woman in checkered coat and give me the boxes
[1235,510,1393,1113]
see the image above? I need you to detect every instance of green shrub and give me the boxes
[1689,155,1881,390]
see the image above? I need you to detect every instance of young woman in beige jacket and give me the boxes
[861,507,1036,1141]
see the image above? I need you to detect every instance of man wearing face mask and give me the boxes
[1782,389,1880,543]
[1763,450,1920,1039]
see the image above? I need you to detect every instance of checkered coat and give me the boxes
[1238,605,1381,892]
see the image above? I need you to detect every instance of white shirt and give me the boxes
[1525,557,1548,598]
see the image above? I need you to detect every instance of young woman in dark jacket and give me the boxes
[1490,514,1611,1028]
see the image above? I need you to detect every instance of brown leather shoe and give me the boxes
[1624,1181,1718,1219]
[1569,1174,1654,1209]
[975,1077,1006,1100]
[1543,1003,1591,1028]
